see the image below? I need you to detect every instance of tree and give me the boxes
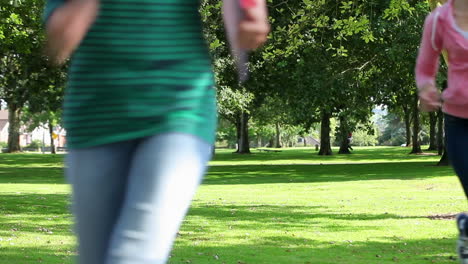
[436,110,444,155]
[351,127,379,147]
[215,83,254,153]
[21,109,62,154]
[337,116,353,154]
[410,94,422,154]
[203,0,396,156]
[201,0,436,158]
[201,2,257,154]
[318,112,332,155]
[0,0,48,152]
[370,1,434,154]
[437,82,450,165]
[378,112,407,146]
[252,96,298,148]
[427,112,437,150]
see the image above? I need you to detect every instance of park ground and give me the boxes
[0,147,464,264]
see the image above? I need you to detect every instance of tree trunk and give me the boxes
[437,148,450,166]
[437,110,450,165]
[338,117,351,154]
[403,107,411,147]
[268,138,274,148]
[410,95,422,154]
[338,137,351,154]
[318,111,333,156]
[274,122,282,148]
[427,112,437,151]
[437,110,444,155]
[7,104,21,153]
[238,111,250,154]
[49,122,56,154]
[234,114,241,153]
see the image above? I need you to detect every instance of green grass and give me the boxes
[0,147,464,264]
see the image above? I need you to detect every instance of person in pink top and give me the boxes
[416,0,468,262]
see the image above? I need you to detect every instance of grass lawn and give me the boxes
[0,147,465,264]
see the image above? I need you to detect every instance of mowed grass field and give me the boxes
[0,147,464,264]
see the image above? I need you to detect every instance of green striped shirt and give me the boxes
[44,0,217,149]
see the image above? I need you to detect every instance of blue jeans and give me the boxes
[66,133,212,264]
[445,114,468,198]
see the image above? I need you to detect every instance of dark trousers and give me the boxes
[445,114,468,198]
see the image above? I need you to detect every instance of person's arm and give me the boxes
[238,0,270,50]
[44,0,99,64]
[415,11,443,112]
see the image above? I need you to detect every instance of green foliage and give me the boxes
[216,85,253,119]
[280,125,303,147]
[0,0,48,102]
[0,0,65,152]
[21,108,62,133]
[0,0,433,155]
[383,0,415,19]
[199,0,431,154]
[377,112,406,146]
[216,117,238,148]
[250,122,275,146]
[351,127,379,146]
[26,139,42,149]
[376,108,432,147]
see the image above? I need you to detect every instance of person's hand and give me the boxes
[418,84,442,112]
[238,0,270,50]
[46,0,99,64]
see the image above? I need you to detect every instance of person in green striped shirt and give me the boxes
[44,0,269,263]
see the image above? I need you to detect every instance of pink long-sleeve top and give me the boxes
[415,0,468,118]
[240,0,256,8]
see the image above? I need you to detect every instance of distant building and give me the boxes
[0,111,8,143]
[0,110,66,148]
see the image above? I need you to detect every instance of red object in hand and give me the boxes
[240,0,257,9]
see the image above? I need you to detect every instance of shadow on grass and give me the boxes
[0,238,456,264]
[204,162,455,185]
[0,167,65,184]
[0,153,63,166]
[183,205,427,238]
[0,162,454,186]
[188,205,426,223]
[0,193,70,215]
[212,147,440,164]
[170,238,457,264]
[0,246,75,264]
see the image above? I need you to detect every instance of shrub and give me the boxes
[26,140,43,149]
